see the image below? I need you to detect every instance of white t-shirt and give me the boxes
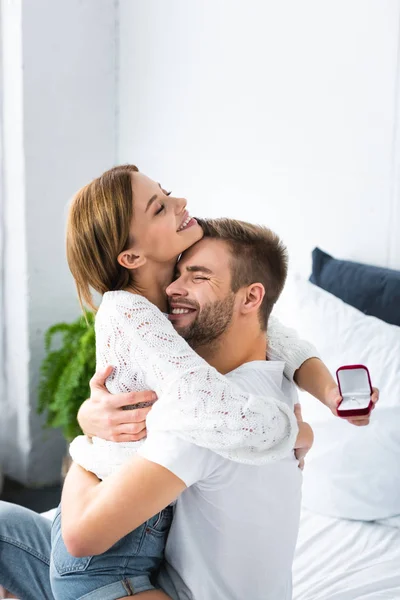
[139,360,302,600]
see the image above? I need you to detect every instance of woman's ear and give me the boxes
[117,249,146,271]
[241,283,265,315]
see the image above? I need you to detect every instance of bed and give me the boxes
[293,508,400,600]
[277,263,400,600]
[41,506,400,599]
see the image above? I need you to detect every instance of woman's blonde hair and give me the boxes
[66,164,139,311]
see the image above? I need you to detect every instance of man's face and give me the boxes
[166,238,236,348]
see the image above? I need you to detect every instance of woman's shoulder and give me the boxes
[101,290,153,308]
[98,290,165,320]
[96,289,174,342]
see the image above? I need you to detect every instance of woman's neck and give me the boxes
[126,260,176,313]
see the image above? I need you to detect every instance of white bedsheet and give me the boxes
[43,506,400,599]
[293,508,400,600]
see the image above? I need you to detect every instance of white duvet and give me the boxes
[293,508,400,600]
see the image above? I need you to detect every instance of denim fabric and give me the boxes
[50,504,172,600]
[0,501,54,600]
[0,500,172,600]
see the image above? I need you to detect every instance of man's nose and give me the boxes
[166,280,188,298]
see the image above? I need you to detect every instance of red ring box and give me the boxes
[336,364,373,417]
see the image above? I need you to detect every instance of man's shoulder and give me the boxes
[139,431,224,488]
[227,359,296,408]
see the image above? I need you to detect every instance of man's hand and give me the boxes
[294,404,314,470]
[325,385,379,426]
[77,366,157,442]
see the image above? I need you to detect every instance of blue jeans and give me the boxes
[50,503,172,599]
[0,501,172,600]
[0,501,54,600]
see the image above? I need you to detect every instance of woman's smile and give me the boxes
[177,213,198,232]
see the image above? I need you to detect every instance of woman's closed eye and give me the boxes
[155,191,171,215]
[194,276,209,281]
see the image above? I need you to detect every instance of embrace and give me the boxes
[0,165,378,600]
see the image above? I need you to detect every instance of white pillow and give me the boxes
[274,275,400,520]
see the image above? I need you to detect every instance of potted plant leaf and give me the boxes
[38,312,96,477]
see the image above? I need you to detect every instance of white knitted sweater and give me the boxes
[69,290,318,479]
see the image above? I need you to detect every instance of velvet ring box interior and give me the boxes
[336,365,373,417]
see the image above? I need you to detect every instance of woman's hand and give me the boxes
[325,385,379,426]
[77,366,157,441]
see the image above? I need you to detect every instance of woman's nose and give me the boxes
[175,197,187,214]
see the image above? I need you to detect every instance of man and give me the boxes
[60,219,314,600]
[0,219,378,600]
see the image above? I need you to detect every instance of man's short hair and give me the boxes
[198,218,288,330]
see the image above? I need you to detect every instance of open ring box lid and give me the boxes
[337,365,372,411]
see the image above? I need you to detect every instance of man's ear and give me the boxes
[241,283,265,315]
[117,248,146,271]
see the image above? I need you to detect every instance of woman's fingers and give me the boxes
[110,424,147,442]
[89,365,114,391]
[88,383,157,411]
[117,404,154,423]
[115,390,157,409]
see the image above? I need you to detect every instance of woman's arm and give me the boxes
[75,315,325,447]
[96,292,298,465]
[63,410,312,558]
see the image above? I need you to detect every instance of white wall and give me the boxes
[1,0,399,484]
[1,0,117,484]
[118,0,400,275]
[1,0,30,484]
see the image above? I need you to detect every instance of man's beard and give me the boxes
[176,294,236,349]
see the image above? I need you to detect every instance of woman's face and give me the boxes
[127,172,203,266]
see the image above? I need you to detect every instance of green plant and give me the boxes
[38,312,96,441]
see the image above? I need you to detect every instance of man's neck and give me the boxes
[196,320,268,374]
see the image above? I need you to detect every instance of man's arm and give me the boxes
[294,357,337,405]
[267,317,379,426]
[62,456,185,558]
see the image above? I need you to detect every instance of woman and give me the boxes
[0,164,357,600]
